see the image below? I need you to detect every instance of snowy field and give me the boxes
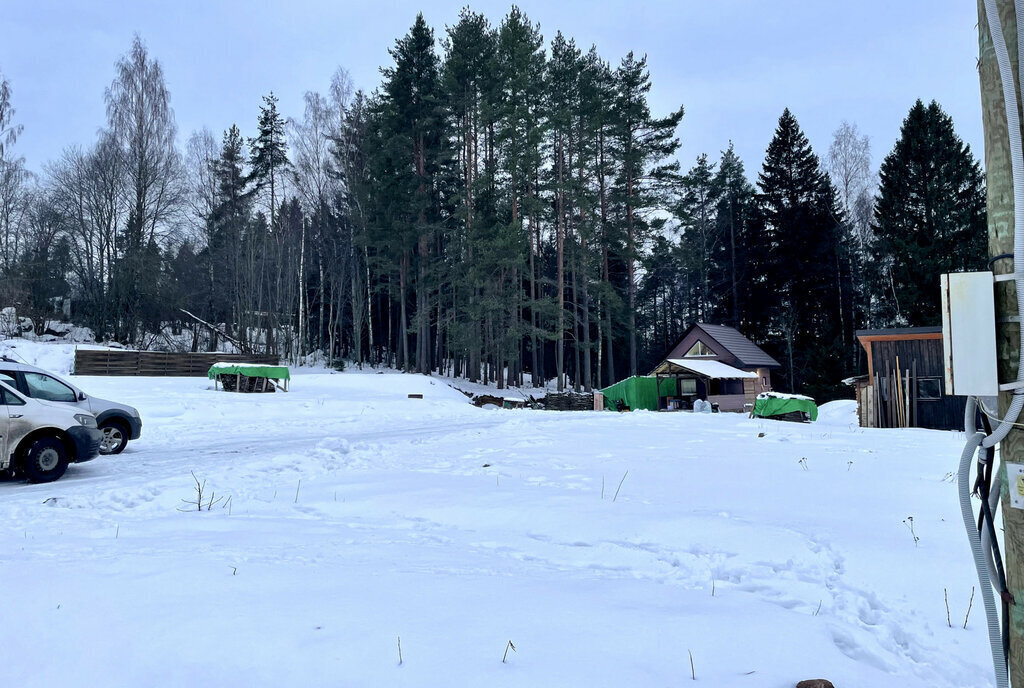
[0,342,996,687]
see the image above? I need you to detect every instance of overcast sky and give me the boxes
[2,1,984,181]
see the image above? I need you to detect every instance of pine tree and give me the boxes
[495,7,546,385]
[610,52,684,377]
[676,154,721,322]
[208,125,252,342]
[378,13,447,372]
[547,32,583,390]
[871,99,986,326]
[712,143,756,328]
[443,8,500,383]
[248,92,290,227]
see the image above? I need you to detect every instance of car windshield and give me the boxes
[24,372,77,403]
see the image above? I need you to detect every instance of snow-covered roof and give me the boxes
[653,359,758,379]
[757,391,815,402]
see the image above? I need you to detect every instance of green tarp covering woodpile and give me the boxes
[751,393,817,421]
[600,376,677,411]
[207,362,291,380]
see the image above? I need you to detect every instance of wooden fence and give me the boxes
[74,349,280,377]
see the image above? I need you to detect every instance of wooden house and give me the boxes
[650,323,781,412]
[852,327,965,431]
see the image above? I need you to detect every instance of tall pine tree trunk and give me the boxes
[627,172,638,378]
[399,254,409,371]
[556,136,566,392]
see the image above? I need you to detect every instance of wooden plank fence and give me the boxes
[74,349,280,377]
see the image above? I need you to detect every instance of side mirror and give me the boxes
[78,392,87,401]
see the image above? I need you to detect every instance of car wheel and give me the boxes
[23,436,69,483]
[99,420,129,455]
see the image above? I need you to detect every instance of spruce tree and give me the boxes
[871,99,986,326]
[752,109,849,398]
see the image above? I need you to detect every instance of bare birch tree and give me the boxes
[105,34,183,244]
[184,127,219,245]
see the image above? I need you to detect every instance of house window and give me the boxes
[679,379,697,395]
[710,379,744,395]
[684,340,714,357]
[917,377,942,401]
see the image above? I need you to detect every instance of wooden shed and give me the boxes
[853,327,966,431]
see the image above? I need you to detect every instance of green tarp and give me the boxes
[751,393,817,421]
[207,362,291,381]
[599,376,677,411]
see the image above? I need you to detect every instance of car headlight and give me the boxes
[74,414,97,428]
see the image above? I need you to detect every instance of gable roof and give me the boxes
[653,359,759,379]
[693,323,781,368]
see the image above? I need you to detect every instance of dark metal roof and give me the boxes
[855,326,942,337]
[695,323,781,368]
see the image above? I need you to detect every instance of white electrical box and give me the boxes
[940,272,999,397]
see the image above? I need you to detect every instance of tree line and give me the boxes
[0,9,986,400]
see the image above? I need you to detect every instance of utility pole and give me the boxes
[979,0,1024,680]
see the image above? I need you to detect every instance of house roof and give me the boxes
[855,326,942,338]
[693,323,781,368]
[652,359,759,379]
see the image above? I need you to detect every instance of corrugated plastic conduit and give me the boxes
[958,2,1024,685]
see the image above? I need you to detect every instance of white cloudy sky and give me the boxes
[2,0,984,179]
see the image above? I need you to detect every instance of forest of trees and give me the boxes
[0,9,987,401]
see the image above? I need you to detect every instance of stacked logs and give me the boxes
[542,392,595,411]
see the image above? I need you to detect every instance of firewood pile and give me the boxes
[472,394,529,409]
[217,374,277,393]
[542,392,594,411]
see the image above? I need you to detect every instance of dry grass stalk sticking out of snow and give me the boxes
[178,471,224,512]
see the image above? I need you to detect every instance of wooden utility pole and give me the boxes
[979,0,1024,679]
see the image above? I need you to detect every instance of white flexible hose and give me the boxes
[959,422,1009,687]
[982,0,1024,449]
[975,4,1024,682]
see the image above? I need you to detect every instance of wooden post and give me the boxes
[885,360,892,428]
[979,0,1024,678]
[905,370,913,430]
[912,359,918,427]
[875,372,882,428]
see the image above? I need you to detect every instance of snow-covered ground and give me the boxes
[0,341,996,687]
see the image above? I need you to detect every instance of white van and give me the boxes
[0,380,102,482]
[0,358,141,455]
